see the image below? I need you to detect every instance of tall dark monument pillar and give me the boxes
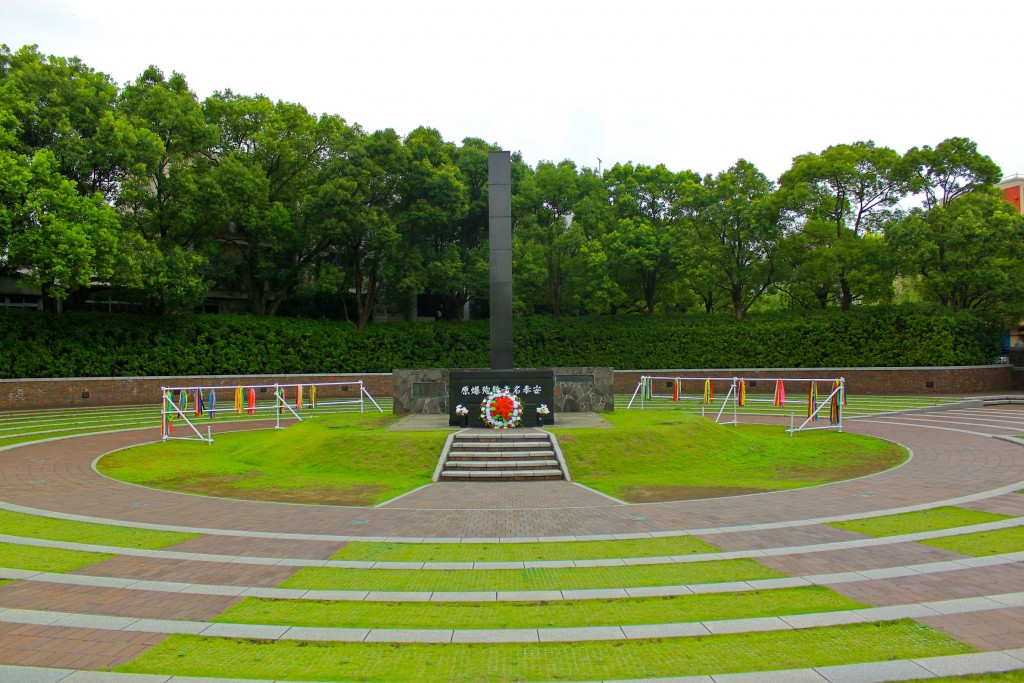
[445,151,554,428]
[488,151,514,370]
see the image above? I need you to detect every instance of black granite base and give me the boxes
[449,369,554,427]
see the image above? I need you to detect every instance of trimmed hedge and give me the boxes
[0,305,1004,379]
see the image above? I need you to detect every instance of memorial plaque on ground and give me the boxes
[449,369,555,427]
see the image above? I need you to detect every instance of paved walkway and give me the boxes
[0,404,1023,680]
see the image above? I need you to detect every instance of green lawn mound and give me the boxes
[98,410,906,507]
[558,411,907,502]
[98,413,447,506]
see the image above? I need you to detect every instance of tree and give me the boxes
[304,128,408,329]
[2,149,123,308]
[602,163,693,315]
[0,50,140,310]
[681,160,786,319]
[513,160,595,316]
[889,189,1024,315]
[905,137,1003,210]
[116,66,219,313]
[779,141,913,310]
[203,91,351,314]
[398,127,470,321]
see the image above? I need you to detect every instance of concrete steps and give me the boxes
[438,430,567,481]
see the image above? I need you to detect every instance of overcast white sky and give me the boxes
[6,0,1023,181]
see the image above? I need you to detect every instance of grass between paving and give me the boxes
[216,586,863,629]
[0,541,113,572]
[281,559,784,592]
[555,410,907,502]
[0,508,197,549]
[97,412,446,506]
[117,620,973,682]
[332,535,720,563]
[920,526,1024,556]
[828,506,1013,537]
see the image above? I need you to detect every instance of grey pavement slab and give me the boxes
[537,625,626,641]
[198,623,289,640]
[560,588,630,600]
[915,651,1024,676]
[703,616,790,635]
[780,612,866,629]
[61,673,173,682]
[282,626,369,642]
[854,604,942,620]
[496,590,564,601]
[450,628,539,643]
[814,659,932,683]
[710,669,828,682]
[0,665,75,682]
[924,596,1005,614]
[363,628,453,643]
[428,591,496,602]
[130,618,209,635]
[621,622,711,639]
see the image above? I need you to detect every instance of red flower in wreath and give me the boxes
[480,389,523,429]
[490,395,515,421]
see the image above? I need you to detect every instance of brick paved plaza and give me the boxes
[0,405,1022,681]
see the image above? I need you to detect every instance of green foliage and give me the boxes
[0,304,1005,378]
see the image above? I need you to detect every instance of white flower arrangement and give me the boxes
[455,405,469,416]
[536,404,550,415]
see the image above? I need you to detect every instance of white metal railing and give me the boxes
[627,375,845,433]
[159,380,383,443]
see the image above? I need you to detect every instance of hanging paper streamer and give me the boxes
[773,379,786,407]
[672,378,679,402]
[208,389,217,419]
[164,390,174,434]
[309,384,317,410]
[830,379,842,425]
[808,382,818,421]
[195,389,204,417]
[178,390,188,414]
[738,380,746,407]
[234,386,243,414]
[703,379,714,405]
[295,385,303,411]
[247,387,256,416]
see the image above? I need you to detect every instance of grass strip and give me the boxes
[217,586,863,629]
[0,508,198,549]
[98,412,445,506]
[0,541,114,573]
[117,620,973,682]
[333,535,719,563]
[828,506,1012,537]
[920,526,1024,557]
[281,559,784,592]
[557,411,906,502]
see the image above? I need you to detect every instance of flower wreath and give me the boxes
[480,389,523,429]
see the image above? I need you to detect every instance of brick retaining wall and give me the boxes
[0,374,392,411]
[614,366,1013,396]
[0,366,1012,411]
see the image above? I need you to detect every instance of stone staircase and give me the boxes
[436,430,568,481]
